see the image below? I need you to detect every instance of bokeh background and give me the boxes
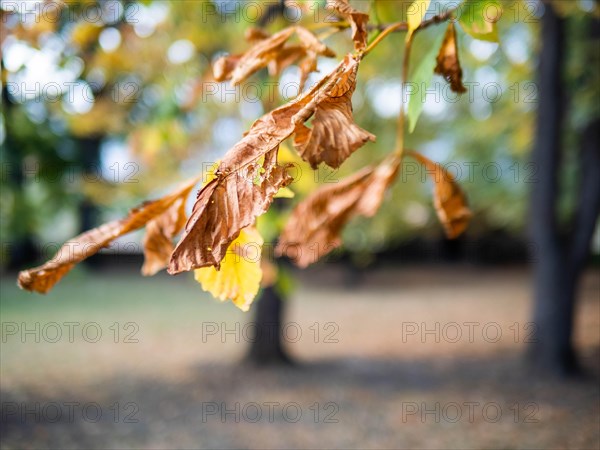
[1,0,599,448]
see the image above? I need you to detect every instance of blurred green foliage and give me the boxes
[1,0,598,261]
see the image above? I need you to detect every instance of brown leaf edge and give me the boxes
[168,147,293,274]
[19,54,374,292]
[326,0,370,51]
[408,151,472,239]
[292,54,376,169]
[18,177,199,293]
[169,54,372,274]
[276,155,400,267]
[434,22,467,94]
[141,194,189,276]
[213,26,335,87]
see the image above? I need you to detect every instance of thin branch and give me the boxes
[395,35,414,157]
[362,22,404,56]
[318,9,455,35]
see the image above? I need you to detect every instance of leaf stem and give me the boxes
[361,8,455,57]
[362,22,404,56]
[394,34,414,160]
[358,9,455,164]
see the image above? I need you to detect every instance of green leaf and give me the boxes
[407,30,446,133]
[458,0,502,43]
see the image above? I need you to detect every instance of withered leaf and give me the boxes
[244,27,271,42]
[409,152,471,238]
[18,178,199,293]
[434,22,467,94]
[228,27,295,85]
[267,44,319,92]
[276,156,399,267]
[214,26,334,87]
[213,54,242,82]
[295,26,336,58]
[327,0,370,51]
[268,44,306,76]
[141,195,189,276]
[293,55,375,169]
[221,54,367,174]
[169,55,373,274]
[168,148,292,274]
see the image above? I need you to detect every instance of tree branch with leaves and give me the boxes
[18,0,501,311]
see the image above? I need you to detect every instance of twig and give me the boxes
[362,9,455,57]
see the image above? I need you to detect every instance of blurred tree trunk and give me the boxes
[244,2,294,366]
[529,5,600,376]
[77,136,103,268]
[245,284,293,366]
[78,137,101,233]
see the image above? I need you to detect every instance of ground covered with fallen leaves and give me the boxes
[1,265,598,449]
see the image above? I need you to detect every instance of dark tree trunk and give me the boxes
[77,136,103,268]
[2,65,37,270]
[528,6,600,376]
[78,137,102,233]
[245,285,293,366]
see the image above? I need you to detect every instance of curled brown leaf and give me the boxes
[213,54,242,82]
[170,54,373,273]
[244,27,271,42]
[408,152,472,239]
[434,22,467,94]
[141,195,188,276]
[293,54,375,169]
[327,0,370,51]
[213,26,334,87]
[18,178,199,293]
[168,148,293,274]
[276,156,399,267]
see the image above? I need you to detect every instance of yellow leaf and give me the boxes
[407,0,431,41]
[202,161,220,186]
[274,186,295,198]
[194,227,264,311]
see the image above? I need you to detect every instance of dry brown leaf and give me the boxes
[229,27,295,85]
[327,0,370,51]
[18,178,199,293]
[141,195,188,276]
[297,51,318,92]
[268,44,306,76]
[169,148,292,273]
[244,27,271,42]
[276,156,399,267]
[214,26,334,87]
[217,54,364,173]
[213,54,242,82]
[294,26,336,91]
[295,26,336,58]
[170,55,370,274]
[266,45,316,92]
[409,152,471,238]
[292,54,375,169]
[434,22,467,94]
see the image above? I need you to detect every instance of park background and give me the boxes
[1,0,599,448]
